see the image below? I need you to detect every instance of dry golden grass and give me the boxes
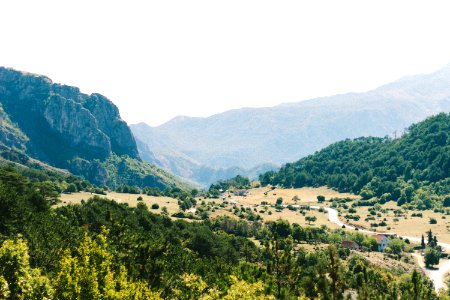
[202,186,357,228]
[261,207,338,228]
[228,186,359,206]
[60,187,450,244]
[59,192,180,215]
[341,201,450,243]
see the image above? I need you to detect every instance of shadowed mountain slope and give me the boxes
[0,67,188,190]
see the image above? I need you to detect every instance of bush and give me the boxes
[424,246,440,267]
[137,196,143,201]
[65,183,78,193]
[151,203,159,209]
[429,218,437,224]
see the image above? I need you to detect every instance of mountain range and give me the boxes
[131,64,450,187]
[2,64,450,190]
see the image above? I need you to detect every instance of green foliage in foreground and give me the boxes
[260,113,450,210]
[1,167,449,299]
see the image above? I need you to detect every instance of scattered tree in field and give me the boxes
[424,247,440,268]
[161,206,169,216]
[305,215,317,225]
[444,196,450,207]
[317,195,325,203]
[276,197,283,205]
[426,230,438,247]
[65,183,78,193]
[191,189,199,197]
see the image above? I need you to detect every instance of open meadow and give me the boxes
[60,186,450,244]
[60,191,181,216]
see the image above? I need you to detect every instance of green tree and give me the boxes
[387,238,405,256]
[427,229,434,246]
[326,246,345,300]
[444,196,450,207]
[0,237,53,300]
[54,228,162,299]
[65,183,78,193]
[161,206,169,216]
[424,246,440,268]
[276,197,283,205]
[305,215,317,225]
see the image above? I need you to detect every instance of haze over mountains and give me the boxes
[132,64,450,187]
[1,64,449,190]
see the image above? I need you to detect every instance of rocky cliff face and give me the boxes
[0,67,142,186]
[0,104,28,151]
[0,67,139,165]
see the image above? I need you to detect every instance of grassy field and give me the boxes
[59,191,181,216]
[227,186,359,206]
[205,186,358,228]
[335,201,450,244]
[60,186,450,244]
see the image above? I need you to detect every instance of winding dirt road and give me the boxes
[310,206,450,291]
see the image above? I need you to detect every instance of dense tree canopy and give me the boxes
[260,113,450,209]
[0,165,447,299]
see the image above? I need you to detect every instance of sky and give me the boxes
[1,1,450,126]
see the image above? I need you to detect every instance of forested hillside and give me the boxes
[260,113,450,209]
[0,166,442,299]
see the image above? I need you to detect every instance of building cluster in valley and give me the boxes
[342,234,392,252]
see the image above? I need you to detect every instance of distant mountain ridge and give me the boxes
[0,67,187,190]
[131,64,450,186]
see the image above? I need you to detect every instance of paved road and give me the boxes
[310,205,450,291]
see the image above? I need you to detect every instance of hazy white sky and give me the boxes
[1,1,450,126]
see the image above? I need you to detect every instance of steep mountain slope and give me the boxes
[0,67,187,189]
[131,64,450,185]
[260,113,450,209]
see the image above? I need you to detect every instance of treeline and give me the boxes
[208,175,251,198]
[1,166,449,299]
[260,113,450,210]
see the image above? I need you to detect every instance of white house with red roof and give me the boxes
[374,234,391,252]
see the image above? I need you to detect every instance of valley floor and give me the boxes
[61,186,450,290]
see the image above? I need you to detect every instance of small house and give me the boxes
[374,234,391,252]
[342,240,359,250]
[233,189,248,196]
